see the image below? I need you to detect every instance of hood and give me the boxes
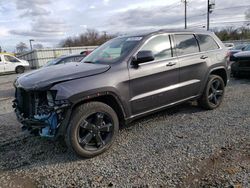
[16,62,110,90]
[233,51,250,61]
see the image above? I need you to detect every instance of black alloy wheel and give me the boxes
[66,102,119,158]
[78,112,114,151]
[198,75,225,110]
[207,78,224,107]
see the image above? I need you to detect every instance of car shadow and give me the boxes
[0,101,203,171]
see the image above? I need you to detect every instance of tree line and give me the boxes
[12,26,250,54]
[213,26,250,41]
[59,29,116,47]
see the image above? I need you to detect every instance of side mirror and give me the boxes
[132,50,155,66]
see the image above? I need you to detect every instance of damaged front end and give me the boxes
[13,88,71,138]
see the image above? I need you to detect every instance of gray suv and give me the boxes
[13,30,230,158]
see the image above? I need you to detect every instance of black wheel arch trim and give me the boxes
[199,65,229,95]
[56,91,127,137]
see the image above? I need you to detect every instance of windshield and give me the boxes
[243,45,250,51]
[44,58,62,67]
[82,36,143,64]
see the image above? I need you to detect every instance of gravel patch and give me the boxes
[0,75,249,188]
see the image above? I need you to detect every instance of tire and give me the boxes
[65,102,119,158]
[198,75,225,110]
[16,66,25,74]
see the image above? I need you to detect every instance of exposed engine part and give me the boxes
[34,112,58,137]
[14,88,70,138]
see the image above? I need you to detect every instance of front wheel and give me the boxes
[65,102,119,158]
[198,75,225,110]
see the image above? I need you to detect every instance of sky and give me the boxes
[0,0,250,52]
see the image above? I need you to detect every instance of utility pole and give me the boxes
[207,0,215,31]
[182,0,187,29]
[29,39,34,51]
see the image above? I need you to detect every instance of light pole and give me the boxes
[29,39,34,51]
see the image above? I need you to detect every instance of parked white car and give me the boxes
[223,42,235,49]
[0,54,30,74]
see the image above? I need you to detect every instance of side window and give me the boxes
[0,56,1,62]
[175,34,199,56]
[141,35,172,61]
[74,56,84,62]
[60,57,75,64]
[196,34,219,51]
[4,55,20,63]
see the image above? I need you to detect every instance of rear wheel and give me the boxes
[198,75,225,110]
[65,102,119,158]
[16,66,25,74]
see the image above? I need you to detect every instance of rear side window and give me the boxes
[174,34,199,56]
[196,34,219,51]
[4,55,20,63]
[141,35,172,61]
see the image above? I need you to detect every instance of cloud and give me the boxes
[107,1,249,31]
[9,18,69,37]
[20,7,51,17]
[103,0,110,5]
[0,27,9,37]
[15,0,51,17]
[15,0,51,10]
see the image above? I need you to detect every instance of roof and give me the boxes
[120,29,213,38]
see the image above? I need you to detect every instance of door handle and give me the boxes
[166,62,176,66]
[200,55,208,59]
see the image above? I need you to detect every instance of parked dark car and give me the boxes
[13,30,229,158]
[44,54,88,67]
[231,51,250,77]
[229,44,250,61]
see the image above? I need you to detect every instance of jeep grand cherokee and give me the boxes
[13,30,230,158]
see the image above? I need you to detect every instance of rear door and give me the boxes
[129,34,179,115]
[173,34,208,99]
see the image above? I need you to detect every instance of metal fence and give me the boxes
[17,46,97,68]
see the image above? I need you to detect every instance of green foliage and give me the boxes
[214,26,250,41]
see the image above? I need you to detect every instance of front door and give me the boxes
[129,34,179,116]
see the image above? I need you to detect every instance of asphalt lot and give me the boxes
[0,72,249,187]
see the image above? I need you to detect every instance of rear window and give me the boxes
[196,34,219,51]
[174,34,199,56]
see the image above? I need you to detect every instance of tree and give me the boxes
[60,29,116,47]
[0,46,2,53]
[16,42,28,53]
[214,26,250,41]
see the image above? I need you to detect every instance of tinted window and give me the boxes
[83,37,141,64]
[60,57,76,64]
[197,34,219,51]
[243,45,250,51]
[175,34,199,56]
[74,56,84,62]
[4,55,20,63]
[141,35,172,61]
